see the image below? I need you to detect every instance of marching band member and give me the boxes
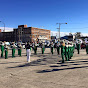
[65,41,68,61]
[68,41,71,60]
[25,42,27,56]
[4,44,8,59]
[26,42,31,62]
[54,43,57,52]
[50,42,54,54]
[18,42,22,56]
[61,40,65,63]
[1,42,4,57]
[11,42,16,58]
[30,42,32,51]
[56,42,60,55]
[34,42,38,55]
[85,39,88,54]
[70,42,73,59]
[41,42,45,54]
[76,40,81,54]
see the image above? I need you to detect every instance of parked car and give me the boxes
[81,43,86,49]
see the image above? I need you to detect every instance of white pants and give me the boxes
[27,49,31,62]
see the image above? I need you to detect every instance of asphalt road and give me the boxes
[0,48,88,88]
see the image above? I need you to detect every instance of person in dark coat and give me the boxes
[26,42,31,62]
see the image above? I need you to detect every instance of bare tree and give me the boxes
[75,32,82,39]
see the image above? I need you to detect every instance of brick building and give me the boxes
[0,25,51,42]
[30,27,51,42]
[0,29,1,32]
[14,25,51,42]
[0,31,14,42]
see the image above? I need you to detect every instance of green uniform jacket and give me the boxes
[61,45,65,54]
[61,45,65,63]
[86,44,88,54]
[77,44,80,50]
[1,45,4,57]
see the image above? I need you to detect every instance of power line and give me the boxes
[56,27,88,29]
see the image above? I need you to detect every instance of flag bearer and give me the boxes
[61,41,65,63]
[50,42,54,54]
[12,42,16,58]
[18,43,22,56]
[1,42,4,57]
[76,40,81,54]
[4,44,8,59]
[41,43,45,54]
[56,42,60,55]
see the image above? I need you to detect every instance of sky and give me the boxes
[0,0,88,36]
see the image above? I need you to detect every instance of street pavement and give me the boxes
[0,48,88,88]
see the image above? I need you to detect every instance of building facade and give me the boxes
[30,27,51,42]
[0,31,14,42]
[0,25,51,42]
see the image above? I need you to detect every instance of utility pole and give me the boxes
[21,27,22,42]
[0,21,5,32]
[15,29,16,42]
[56,23,67,39]
[56,23,60,38]
[19,28,20,41]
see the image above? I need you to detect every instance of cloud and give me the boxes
[81,33,88,36]
[0,27,13,32]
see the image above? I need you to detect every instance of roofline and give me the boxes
[31,27,50,31]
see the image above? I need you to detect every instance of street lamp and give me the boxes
[56,23,67,38]
[0,21,5,32]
